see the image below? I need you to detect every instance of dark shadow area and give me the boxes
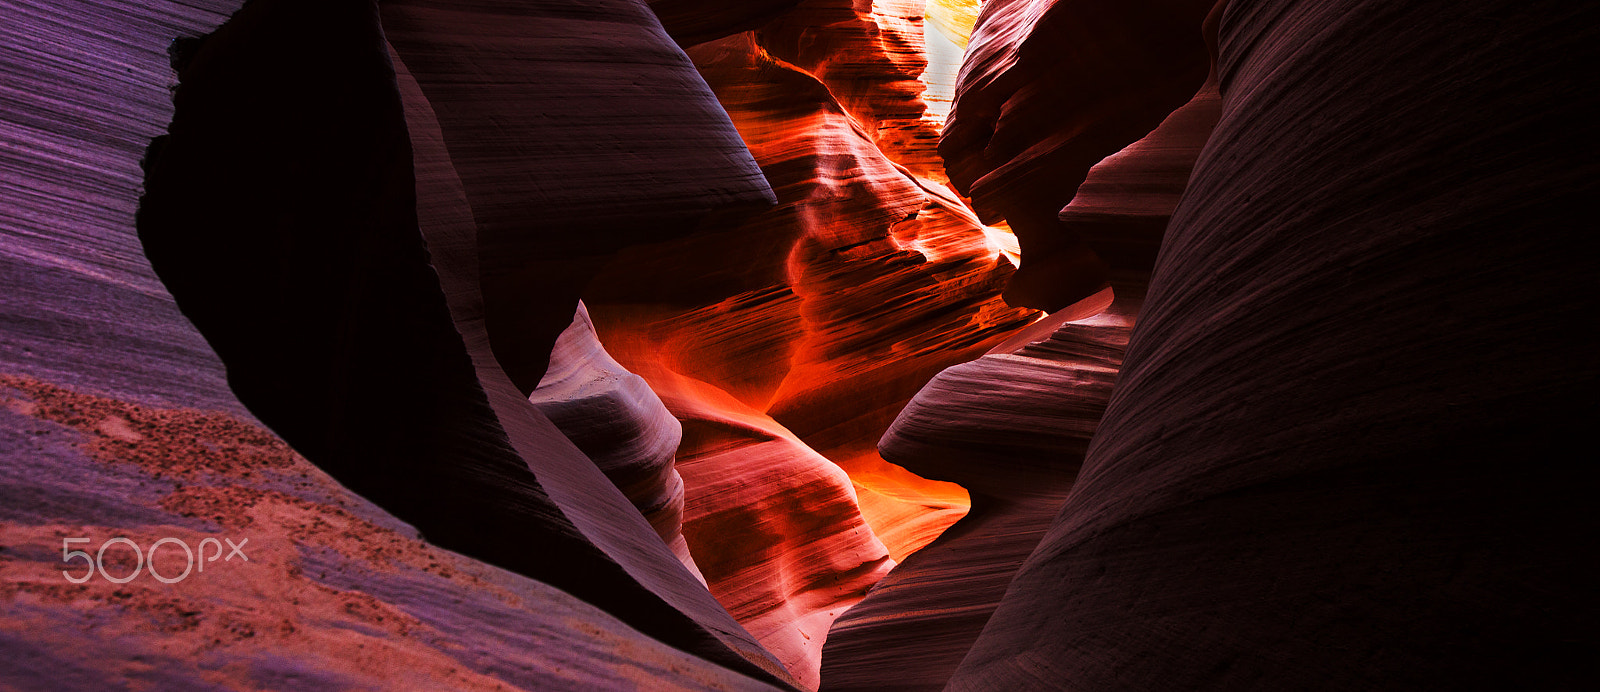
[134,0,789,685]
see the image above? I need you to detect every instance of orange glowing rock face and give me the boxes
[657,29,1034,563]
[578,7,1035,685]
[761,0,948,183]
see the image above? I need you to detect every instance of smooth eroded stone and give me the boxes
[136,2,793,685]
[821,289,1140,691]
[0,0,782,687]
[949,0,1600,687]
[382,0,776,393]
[531,302,704,582]
[578,24,1033,686]
[389,41,793,684]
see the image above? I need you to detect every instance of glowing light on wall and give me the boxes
[927,0,983,48]
[919,1,983,125]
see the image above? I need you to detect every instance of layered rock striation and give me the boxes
[818,7,1226,684]
[948,0,1600,688]
[657,32,1033,561]
[646,363,894,691]
[576,21,1032,684]
[382,0,775,394]
[761,0,949,180]
[9,0,1590,689]
[530,302,703,582]
[821,288,1138,691]
[1,0,790,687]
[0,375,777,691]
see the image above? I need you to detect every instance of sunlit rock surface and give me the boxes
[761,0,943,178]
[948,0,1600,688]
[565,8,1040,681]
[926,0,982,48]
[673,34,1033,560]
[577,24,1032,685]
[583,28,1021,561]
[386,36,792,683]
[918,3,968,127]
[646,363,894,691]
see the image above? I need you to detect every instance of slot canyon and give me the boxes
[1,0,1595,689]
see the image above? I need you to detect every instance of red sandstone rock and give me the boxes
[1059,81,1221,274]
[591,32,1033,557]
[646,364,895,691]
[684,33,1032,513]
[14,0,1590,688]
[948,0,1600,687]
[761,0,946,180]
[388,43,793,684]
[577,27,1031,685]
[0,377,776,691]
[578,310,900,688]
[879,295,1136,499]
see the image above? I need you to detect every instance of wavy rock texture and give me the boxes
[948,0,1600,688]
[625,32,1034,558]
[531,302,704,583]
[878,291,1135,499]
[143,1,791,678]
[642,363,895,691]
[16,0,1587,689]
[942,0,1216,310]
[381,0,775,394]
[575,24,1033,687]
[679,35,1032,554]
[821,289,1137,691]
[390,37,793,684]
[0,0,783,687]
[1060,80,1221,275]
[818,21,1225,685]
[0,0,241,409]
[761,0,946,180]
